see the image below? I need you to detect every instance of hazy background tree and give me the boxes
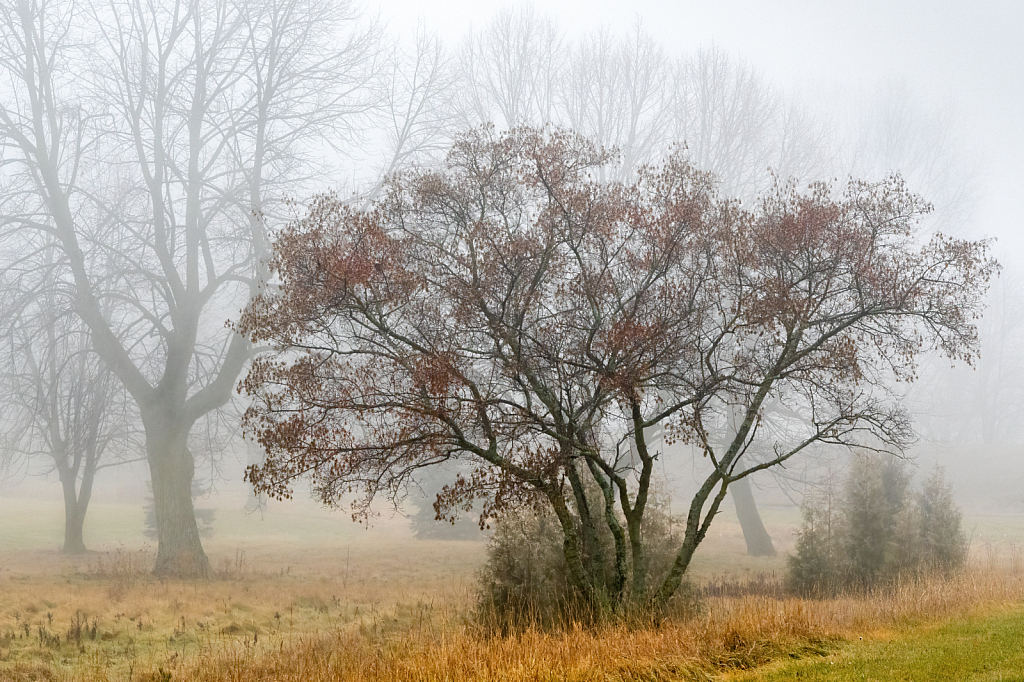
[356,26,457,204]
[825,79,1023,504]
[836,81,978,238]
[0,246,139,553]
[453,7,563,130]
[671,46,830,199]
[912,272,1024,448]
[0,0,382,576]
[559,24,672,181]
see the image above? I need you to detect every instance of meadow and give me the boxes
[1,486,1023,681]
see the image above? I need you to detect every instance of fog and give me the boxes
[380,0,1024,251]
[1,0,1021,569]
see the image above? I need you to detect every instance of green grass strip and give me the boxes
[727,607,1024,681]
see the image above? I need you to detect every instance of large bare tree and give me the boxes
[0,0,381,575]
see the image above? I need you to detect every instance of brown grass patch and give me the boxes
[1,494,1022,681]
[124,568,1022,682]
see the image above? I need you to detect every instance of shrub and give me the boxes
[475,484,688,629]
[476,507,576,629]
[787,455,967,595]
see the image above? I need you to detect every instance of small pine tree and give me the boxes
[917,465,968,575]
[788,455,968,595]
[841,455,911,587]
[890,496,924,576]
[786,490,841,595]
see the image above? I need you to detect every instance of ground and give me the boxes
[1,484,1022,681]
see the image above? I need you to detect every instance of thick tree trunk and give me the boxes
[58,470,89,554]
[730,475,776,556]
[144,413,210,578]
[565,463,607,589]
[546,487,592,602]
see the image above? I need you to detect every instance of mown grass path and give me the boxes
[727,607,1024,681]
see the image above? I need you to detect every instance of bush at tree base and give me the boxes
[476,486,699,629]
[787,455,967,595]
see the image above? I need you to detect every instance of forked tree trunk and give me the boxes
[730,475,776,556]
[145,413,210,577]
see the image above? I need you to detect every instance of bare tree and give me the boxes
[357,26,457,203]
[0,247,139,554]
[0,0,382,576]
[560,25,672,182]
[452,14,832,193]
[453,7,565,130]
[839,80,978,237]
[912,270,1024,446]
[670,46,834,200]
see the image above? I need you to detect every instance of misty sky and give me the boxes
[376,0,1024,260]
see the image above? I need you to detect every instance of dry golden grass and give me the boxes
[1,490,1023,681]
[152,568,1023,682]
[2,556,1022,681]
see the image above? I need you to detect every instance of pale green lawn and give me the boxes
[727,607,1024,681]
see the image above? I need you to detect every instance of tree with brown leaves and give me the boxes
[238,126,995,611]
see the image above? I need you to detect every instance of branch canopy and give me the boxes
[238,126,996,522]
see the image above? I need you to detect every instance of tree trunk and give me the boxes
[58,469,88,554]
[545,486,592,602]
[730,475,776,556]
[145,413,210,578]
[565,462,607,590]
[653,474,731,609]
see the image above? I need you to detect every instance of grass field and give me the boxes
[725,606,1024,681]
[1,487,1023,681]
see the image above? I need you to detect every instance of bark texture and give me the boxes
[144,412,210,577]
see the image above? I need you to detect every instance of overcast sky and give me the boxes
[375,0,1024,259]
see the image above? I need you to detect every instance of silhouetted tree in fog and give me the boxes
[0,246,139,553]
[0,0,382,576]
[454,7,564,131]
